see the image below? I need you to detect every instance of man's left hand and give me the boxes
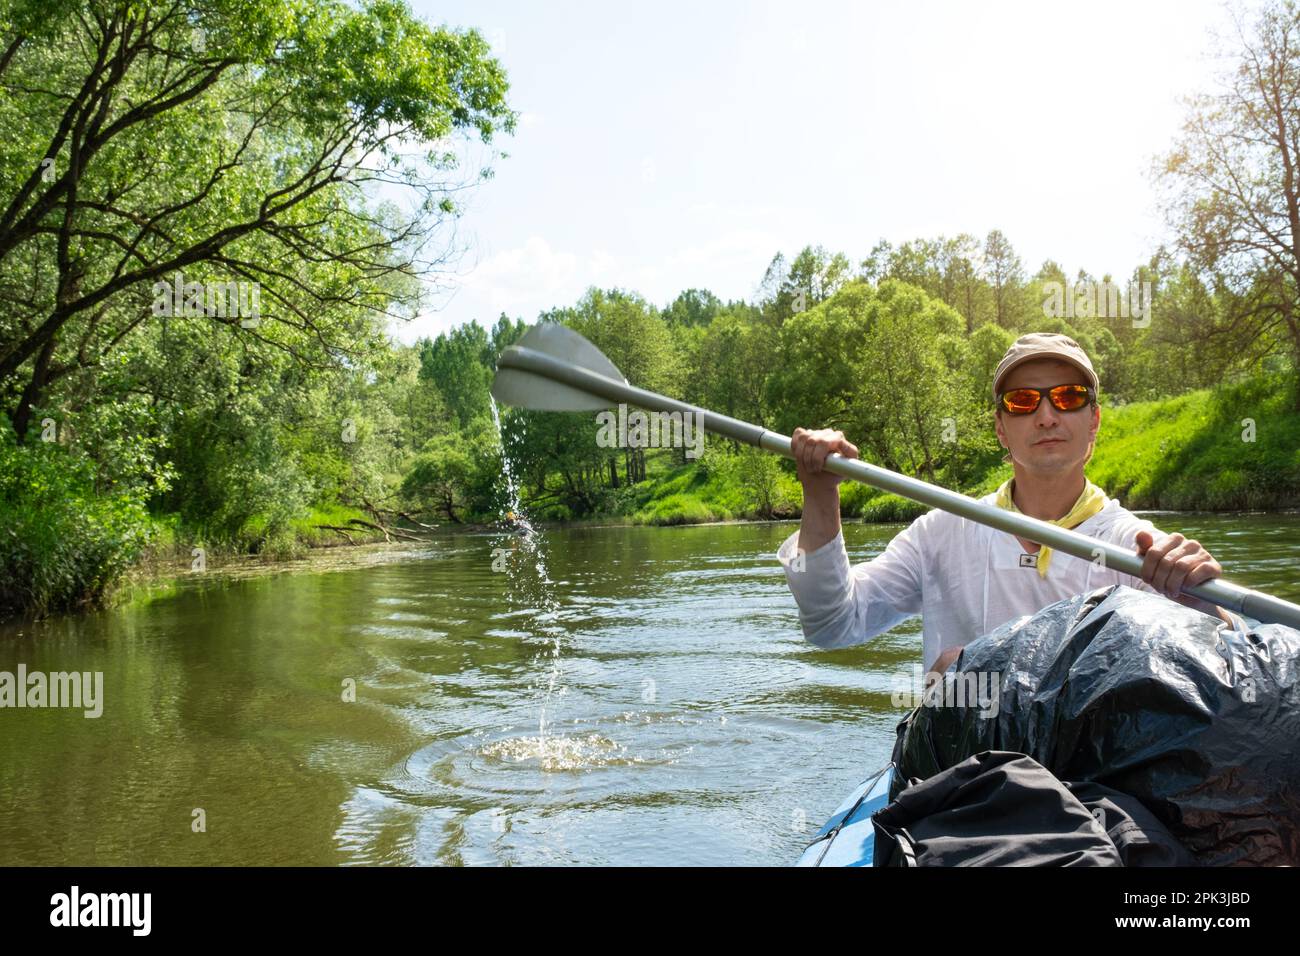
[1134,530,1230,622]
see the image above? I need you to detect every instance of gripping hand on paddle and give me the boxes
[792,428,859,488]
[792,428,859,554]
[1134,530,1232,625]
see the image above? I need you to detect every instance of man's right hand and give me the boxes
[791,427,859,491]
[792,427,859,555]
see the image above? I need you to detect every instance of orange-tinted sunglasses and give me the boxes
[998,384,1094,415]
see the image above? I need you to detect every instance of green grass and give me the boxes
[128,502,385,582]
[632,493,724,525]
[1086,374,1300,510]
[290,503,388,549]
[623,446,801,525]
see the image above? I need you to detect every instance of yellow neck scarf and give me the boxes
[994,478,1107,578]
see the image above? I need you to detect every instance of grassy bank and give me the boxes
[133,503,392,573]
[1086,373,1300,510]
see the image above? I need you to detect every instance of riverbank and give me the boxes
[10,499,1300,630]
[4,373,1296,624]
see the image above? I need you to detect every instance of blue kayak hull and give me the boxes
[795,765,893,867]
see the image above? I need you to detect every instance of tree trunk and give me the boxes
[11,335,56,442]
[1293,341,1300,412]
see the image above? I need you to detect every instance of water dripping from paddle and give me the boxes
[486,397,599,771]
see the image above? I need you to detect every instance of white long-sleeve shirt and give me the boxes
[776,493,1227,671]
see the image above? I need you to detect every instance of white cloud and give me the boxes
[392,225,785,342]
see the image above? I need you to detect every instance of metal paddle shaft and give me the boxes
[493,325,1300,630]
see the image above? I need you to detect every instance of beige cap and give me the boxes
[992,332,1099,401]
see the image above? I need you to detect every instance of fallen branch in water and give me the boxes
[397,511,438,530]
[315,524,357,544]
[346,517,422,542]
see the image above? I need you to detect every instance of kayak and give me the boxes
[795,764,894,866]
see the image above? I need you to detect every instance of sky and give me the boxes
[397,0,1256,342]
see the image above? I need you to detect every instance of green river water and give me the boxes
[1,514,1297,865]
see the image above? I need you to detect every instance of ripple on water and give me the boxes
[360,623,450,642]
[334,785,461,866]
[386,714,696,802]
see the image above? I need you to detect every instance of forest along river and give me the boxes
[1,515,1298,865]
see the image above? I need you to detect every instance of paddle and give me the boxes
[491,322,1300,630]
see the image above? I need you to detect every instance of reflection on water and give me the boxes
[0,514,1296,865]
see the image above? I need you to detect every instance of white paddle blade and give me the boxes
[491,323,626,412]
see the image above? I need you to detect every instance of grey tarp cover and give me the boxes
[890,584,1300,866]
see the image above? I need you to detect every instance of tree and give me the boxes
[401,432,475,522]
[551,288,676,483]
[1159,0,1300,405]
[487,313,527,366]
[0,0,515,440]
[864,234,990,331]
[942,234,989,332]
[856,281,965,483]
[502,408,611,515]
[418,322,493,429]
[983,229,1025,329]
[735,447,785,518]
[758,245,851,326]
[876,238,943,298]
[768,279,878,444]
[663,288,721,328]
[968,322,1016,399]
[690,305,775,429]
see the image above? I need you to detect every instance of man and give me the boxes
[777,332,1240,674]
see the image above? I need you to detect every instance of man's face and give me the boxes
[994,358,1099,475]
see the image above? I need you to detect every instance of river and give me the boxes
[1,514,1297,865]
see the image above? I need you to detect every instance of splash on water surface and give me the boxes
[480,732,648,772]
